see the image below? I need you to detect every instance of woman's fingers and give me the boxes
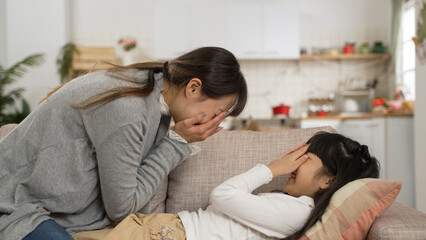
[173,112,227,143]
[200,112,227,136]
[184,112,208,127]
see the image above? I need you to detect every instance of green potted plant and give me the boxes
[0,53,44,125]
[56,42,79,84]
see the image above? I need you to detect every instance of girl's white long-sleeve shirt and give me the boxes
[177,164,314,240]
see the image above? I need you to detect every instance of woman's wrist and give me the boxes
[168,129,188,144]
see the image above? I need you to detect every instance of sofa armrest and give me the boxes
[367,202,426,240]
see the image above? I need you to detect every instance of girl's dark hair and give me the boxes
[284,131,380,240]
[46,46,247,116]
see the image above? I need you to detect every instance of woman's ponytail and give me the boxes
[43,47,247,115]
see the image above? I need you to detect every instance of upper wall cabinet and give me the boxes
[227,4,299,59]
[263,4,299,59]
[190,5,227,50]
[154,6,191,59]
[227,5,263,59]
[154,3,299,60]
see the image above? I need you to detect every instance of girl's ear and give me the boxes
[319,176,335,190]
[185,78,203,99]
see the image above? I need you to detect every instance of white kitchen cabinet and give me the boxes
[154,3,299,60]
[263,4,299,59]
[155,4,226,60]
[154,6,190,59]
[386,117,414,207]
[341,118,386,179]
[300,119,342,132]
[227,4,300,59]
[190,4,227,49]
[227,5,263,59]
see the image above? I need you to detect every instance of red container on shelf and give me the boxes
[272,104,291,116]
[343,43,355,54]
[316,111,327,117]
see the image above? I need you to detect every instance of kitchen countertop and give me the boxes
[301,112,413,120]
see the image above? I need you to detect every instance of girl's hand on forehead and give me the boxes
[268,143,309,178]
[173,111,227,143]
[268,142,307,166]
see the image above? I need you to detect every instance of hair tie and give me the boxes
[163,61,169,79]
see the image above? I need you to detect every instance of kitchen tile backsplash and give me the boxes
[238,58,389,119]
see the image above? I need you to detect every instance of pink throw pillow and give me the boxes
[300,178,402,240]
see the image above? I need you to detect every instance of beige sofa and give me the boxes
[1,124,426,239]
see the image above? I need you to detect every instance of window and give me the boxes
[398,2,416,101]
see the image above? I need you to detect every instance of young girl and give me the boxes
[0,47,247,240]
[72,131,380,240]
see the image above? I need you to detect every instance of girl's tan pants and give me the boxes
[72,213,186,240]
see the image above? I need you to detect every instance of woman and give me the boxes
[72,131,380,240]
[0,47,247,240]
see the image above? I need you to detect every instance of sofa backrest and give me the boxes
[160,126,336,214]
[0,124,336,215]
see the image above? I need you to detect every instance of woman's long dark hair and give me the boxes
[284,131,380,240]
[43,47,247,116]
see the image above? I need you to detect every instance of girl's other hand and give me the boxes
[173,111,227,143]
[268,143,309,178]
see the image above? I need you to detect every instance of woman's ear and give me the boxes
[185,78,203,99]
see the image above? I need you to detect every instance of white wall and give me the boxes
[0,0,7,65]
[415,60,426,213]
[3,0,70,111]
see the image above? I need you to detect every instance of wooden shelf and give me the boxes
[299,53,391,61]
[70,46,116,79]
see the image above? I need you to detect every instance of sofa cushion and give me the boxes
[301,178,401,240]
[165,126,335,213]
[367,202,426,240]
[149,178,168,213]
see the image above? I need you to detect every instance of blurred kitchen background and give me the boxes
[1,0,425,212]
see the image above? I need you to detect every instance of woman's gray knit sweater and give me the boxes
[0,70,191,240]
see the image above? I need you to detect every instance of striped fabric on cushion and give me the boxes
[302,178,402,240]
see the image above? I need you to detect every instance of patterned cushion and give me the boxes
[301,178,402,240]
[165,126,335,213]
